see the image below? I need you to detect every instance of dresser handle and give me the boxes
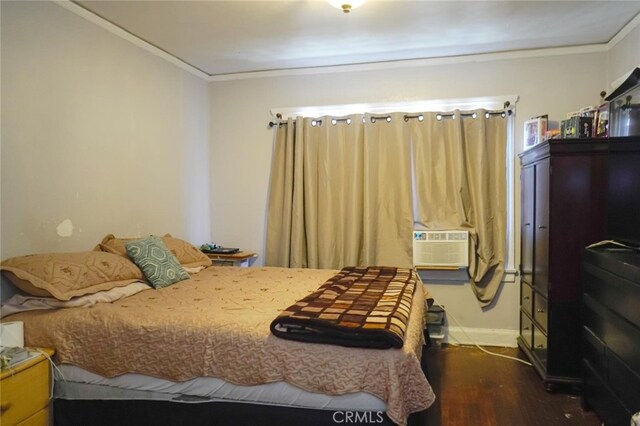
[537,308,545,313]
[0,402,11,414]
[536,344,545,349]
[523,326,530,331]
[524,223,531,226]
[538,225,547,229]
[523,296,530,300]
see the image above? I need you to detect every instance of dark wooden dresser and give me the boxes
[581,247,640,425]
[518,139,609,389]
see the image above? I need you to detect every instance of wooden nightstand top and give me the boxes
[204,251,257,261]
[1,348,54,379]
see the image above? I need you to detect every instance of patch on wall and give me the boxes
[57,219,74,237]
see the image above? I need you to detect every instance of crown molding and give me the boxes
[607,12,640,49]
[53,0,637,84]
[209,45,607,82]
[54,0,210,81]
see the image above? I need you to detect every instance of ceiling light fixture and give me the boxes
[327,0,365,13]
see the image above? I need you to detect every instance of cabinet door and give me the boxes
[534,159,550,295]
[521,165,535,286]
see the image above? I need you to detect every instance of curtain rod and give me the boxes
[269,101,512,128]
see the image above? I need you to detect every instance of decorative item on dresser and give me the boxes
[581,246,640,425]
[518,138,609,390]
[0,348,54,426]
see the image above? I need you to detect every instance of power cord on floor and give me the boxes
[428,294,533,367]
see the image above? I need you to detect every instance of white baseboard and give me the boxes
[439,327,519,348]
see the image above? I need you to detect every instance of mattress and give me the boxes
[6,266,435,425]
[55,364,386,411]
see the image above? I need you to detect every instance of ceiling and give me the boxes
[74,0,640,77]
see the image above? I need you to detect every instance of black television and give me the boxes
[606,139,640,249]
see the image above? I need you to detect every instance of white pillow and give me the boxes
[1,282,151,318]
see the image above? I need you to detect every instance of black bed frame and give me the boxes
[54,399,405,426]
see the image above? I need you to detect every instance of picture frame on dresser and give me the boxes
[594,103,609,138]
[524,117,548,150]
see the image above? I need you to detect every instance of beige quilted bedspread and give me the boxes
[7,266,435,425]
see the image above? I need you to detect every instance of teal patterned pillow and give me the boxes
[125,235,190,288]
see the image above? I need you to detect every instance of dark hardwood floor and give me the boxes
[417,345,602,426]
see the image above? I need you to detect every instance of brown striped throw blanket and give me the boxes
[270,266,417,349]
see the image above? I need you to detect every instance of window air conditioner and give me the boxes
[413,230,469,268]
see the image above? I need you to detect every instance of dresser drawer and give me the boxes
[521,283,533,315]
[0,355,51,426]
[606,309,640,382]
[532,324,548,368]
[608,349,640,414]
[17,406,49,426]
[583,359,632,426]
[520,311,533,349]
[533,292,548,332]
[582,326,606,372]
[583,262,640,329]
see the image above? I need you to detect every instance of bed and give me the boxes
[0,236,435,426]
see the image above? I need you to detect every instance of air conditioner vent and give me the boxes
[413,230,469,268]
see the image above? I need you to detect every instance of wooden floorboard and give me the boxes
[416,345,602,426]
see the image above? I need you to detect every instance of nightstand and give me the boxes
[1,348,54,426]
[205,251,257,267]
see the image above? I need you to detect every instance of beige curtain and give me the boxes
[266,109,506,306]
[409,110,507,306]
[265,113,413,269]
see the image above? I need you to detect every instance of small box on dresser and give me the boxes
[581,247,640,425]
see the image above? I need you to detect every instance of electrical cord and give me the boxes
[32,348,66,401]
[428,294,533,367]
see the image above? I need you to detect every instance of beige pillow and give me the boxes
[0,251,145,301]
[95,234,211,268]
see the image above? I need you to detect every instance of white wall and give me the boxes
[1,1,211,259]
[607,22,640,89]
[209,51,607,344]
